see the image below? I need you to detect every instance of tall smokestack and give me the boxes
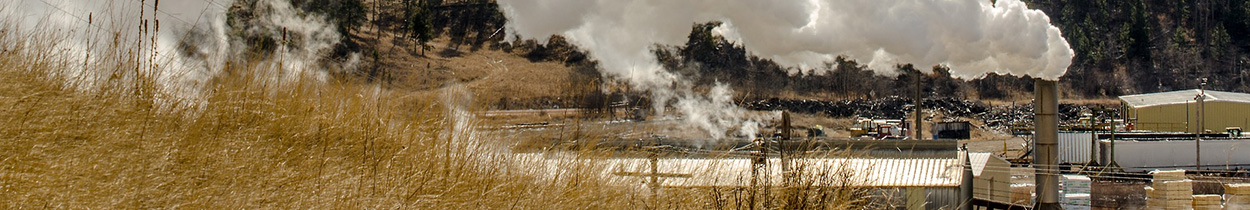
[1034,80,1060,209]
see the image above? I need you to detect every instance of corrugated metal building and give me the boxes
[601,157,964,209]
[1120,89,1250,133]
[581,153,1010,209]
[1058,132,1099,164]
[515,151,1017,209]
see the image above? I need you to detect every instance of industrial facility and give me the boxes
[1120,89,1250,133]
[525,149,1014,209]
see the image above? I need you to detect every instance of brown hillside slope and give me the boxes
[358,28,595,109]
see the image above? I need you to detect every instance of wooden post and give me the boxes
[780,111,795,206]
[750,138,764,210]
[780,111,791,186]
[649,150,659,200]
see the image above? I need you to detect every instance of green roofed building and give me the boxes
[1120,89,1250,133]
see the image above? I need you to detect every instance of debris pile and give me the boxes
[974,103,1032,131]
[743,96,989,119]
[743,97,1098,132]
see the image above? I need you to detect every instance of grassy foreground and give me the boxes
[0,23,876,209]
[0,26,646,209]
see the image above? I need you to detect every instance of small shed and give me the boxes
[969,152,1012,203]
[932,121,972,139]
[1120,89,1250,133]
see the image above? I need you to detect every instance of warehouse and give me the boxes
[606,157,967,209]
[520,152,1013,209]
[1120,89,1250,133]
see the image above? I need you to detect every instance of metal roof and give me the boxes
[1120,89,1250,108]
[514,153,988,188]
[600,157,964,188]
[968,152,993,177]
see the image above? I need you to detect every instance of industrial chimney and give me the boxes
[1034,80,1060,209]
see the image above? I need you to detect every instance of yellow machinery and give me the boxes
[848,117,906,139]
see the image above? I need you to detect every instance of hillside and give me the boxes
[1026,0,1250,96]
[270,0,1250,110]
[357,1,1249,109]
[360,32,599,109]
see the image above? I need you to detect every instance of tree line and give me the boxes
[1031,0,1250,96]
[226,0,1250,104]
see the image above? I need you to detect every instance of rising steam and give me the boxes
[498,0,1073,139]
[2,0,354,97]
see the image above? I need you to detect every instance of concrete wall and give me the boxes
[1129,101,1250,133]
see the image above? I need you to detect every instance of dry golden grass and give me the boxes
[0,18,880,209]
[0,23,643,209]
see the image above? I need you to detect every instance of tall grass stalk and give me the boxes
[0,16,876,209]
[0,20,637,208]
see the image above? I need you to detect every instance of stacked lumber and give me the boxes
[1011,183,1034,205]
[1227,183,1250,210]
[1191,194,1220,210]
[1061,175,1092,210]
[1146,170,1192,210]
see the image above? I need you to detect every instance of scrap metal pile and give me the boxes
[743,97,1092,132]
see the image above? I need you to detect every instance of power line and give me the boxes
[27,0,92,25]
[21,0,223,39]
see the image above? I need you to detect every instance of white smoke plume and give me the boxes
[1,0,353,97]
[499,0,1072,79]
[498,0,1073,139]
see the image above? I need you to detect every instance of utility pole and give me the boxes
[1107,103,1120,169]
[1098,105,1124,175]
[1197,78,1207,171]
[1090,111,1099,166]
[914,73,924,140]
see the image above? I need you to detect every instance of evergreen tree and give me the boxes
[1126,0,1152,62]
[404,0,435,55]
[299,0,367,36]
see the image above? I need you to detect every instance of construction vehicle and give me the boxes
[1060,113,1107,131]
[1061,113,1131,132]
[848,117,907,139]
